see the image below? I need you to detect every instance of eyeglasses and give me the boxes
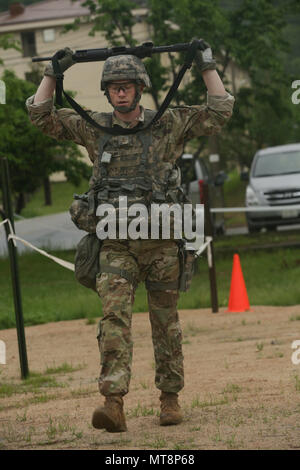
[107,82,135,94]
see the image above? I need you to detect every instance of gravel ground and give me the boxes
[0,305,300,450]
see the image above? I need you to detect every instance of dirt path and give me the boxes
[0,305,300,450]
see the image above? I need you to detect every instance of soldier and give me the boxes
[26,41,234,433]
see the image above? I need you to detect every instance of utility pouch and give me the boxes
[74,233,102,291]
[178,246,196,292]
[69,193,97,233]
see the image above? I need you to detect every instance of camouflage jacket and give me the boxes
[26,92,234,237]
[26,93,234,173]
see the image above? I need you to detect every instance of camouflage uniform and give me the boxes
[96,239,182,396]
[26,71,234,397]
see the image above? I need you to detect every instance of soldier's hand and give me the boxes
[194,40,216,73]
[44,47,75,77]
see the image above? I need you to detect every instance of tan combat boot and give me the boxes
[92,395,127,432]
[159,391,183,426]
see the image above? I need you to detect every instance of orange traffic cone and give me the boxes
[227,254,250,313]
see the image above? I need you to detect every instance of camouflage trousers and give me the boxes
[95,239,184,397]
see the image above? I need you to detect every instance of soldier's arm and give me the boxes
[166,88,234,145]
[33,75,56,103]
[26,48,91,148]
[202,69,226,96]
[183,41,234,138]
[165,41,234,144]
[26,84,90,147]
[184,68,234,139]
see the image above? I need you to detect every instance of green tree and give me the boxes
[63,0,169,110]
[66,0,299,169]
[0,33,21,65]
[0,69,90,214]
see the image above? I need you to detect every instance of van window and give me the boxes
[253,150,300,177]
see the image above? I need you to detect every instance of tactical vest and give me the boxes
[70,109,186,238]
[70,109,196,293]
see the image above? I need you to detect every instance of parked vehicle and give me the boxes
[178,153,227,235]
[242,143,300,232]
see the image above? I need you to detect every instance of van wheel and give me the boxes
[247,223,260,233]
[215,225,225,236]
[266,225,277,232]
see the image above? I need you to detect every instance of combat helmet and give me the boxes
[101,54,151,90]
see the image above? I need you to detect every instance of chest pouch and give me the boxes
[69,194,97,233]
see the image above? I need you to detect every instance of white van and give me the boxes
[243,143,300,232]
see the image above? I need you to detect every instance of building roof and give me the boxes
[0,0,90,27]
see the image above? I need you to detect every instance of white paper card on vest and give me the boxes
[101,152,112,163]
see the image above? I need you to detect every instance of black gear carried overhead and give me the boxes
[49,40,204,136]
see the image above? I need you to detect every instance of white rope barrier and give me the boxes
[0,218,17,247]
[0,218,75,272]
[195,236,213,258]
[1,218,213,272]
[210,205,300,213]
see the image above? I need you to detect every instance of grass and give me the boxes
[295,375,300,392]
[215,229,300,252]
[0,374,63,398]
[256,342,264,352]
[223,169,248,228]
[0,414,85,448]
[178,246,300,310]
[191,394,229,409]
[183,322,207,337]
[141,434,168,449]
[44,362,85,375]
[139,380,149,389]
[0,248,101,329]
[19,179,90,219]
[290,315,300,321]
[222,383,242,394]
[44,416,82,442]
[1,243,300,329]
[0,362,83,398]
[129,403,157,418]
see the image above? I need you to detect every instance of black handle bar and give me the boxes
[32,41,205,63]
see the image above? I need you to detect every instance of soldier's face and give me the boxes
[107,80,142,112]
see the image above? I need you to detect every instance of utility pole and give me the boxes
[1,157,29,379]
[203,182,219,313]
